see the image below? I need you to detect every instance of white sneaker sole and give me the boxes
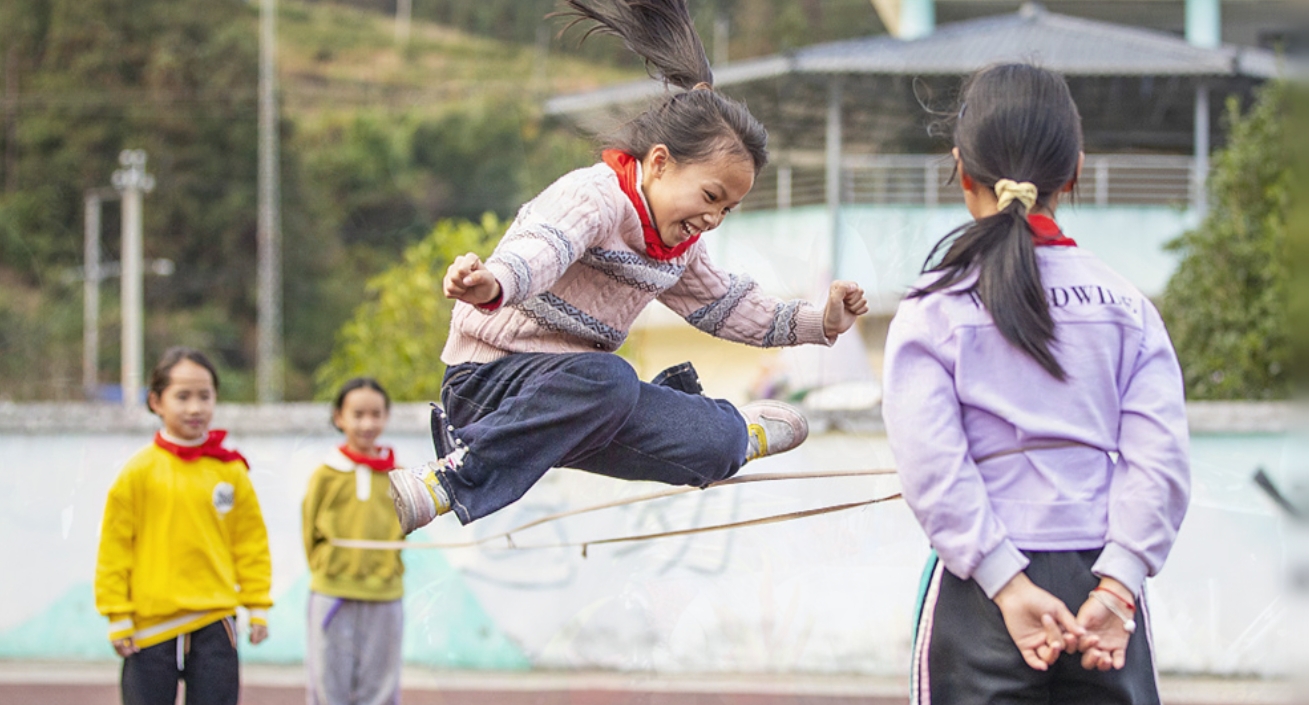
[388,469,436,535]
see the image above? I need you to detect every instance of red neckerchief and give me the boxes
[602,149,699,261]
[154,430,249,469]
[338,444,397,473]
[1029,214,1077,247]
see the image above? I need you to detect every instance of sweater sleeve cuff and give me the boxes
[793,304,834,346]
[1091,543,1150,596]
[476,290,504,312]
[107,615,135,641]
[973,540,1030,599]
[247,608,269,626]
[482,260,516,309]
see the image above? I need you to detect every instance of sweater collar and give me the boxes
[602,149,699,261]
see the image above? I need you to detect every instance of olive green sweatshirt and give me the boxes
[302,448,405,601]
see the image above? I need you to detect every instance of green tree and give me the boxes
[314,214,504,401]
[327,0,884,64]
[1160,81,1293,400]
[0,0,270,398]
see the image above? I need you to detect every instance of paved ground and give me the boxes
[0,662,1293,705]
[0,687,902,705]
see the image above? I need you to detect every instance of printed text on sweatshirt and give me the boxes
[882,246,1190,599]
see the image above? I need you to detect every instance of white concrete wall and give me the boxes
[0,402,1300,676]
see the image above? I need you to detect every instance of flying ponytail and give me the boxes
[562,0,713,91]
[559,0,768,174]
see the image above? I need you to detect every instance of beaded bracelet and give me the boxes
[1089,589,1136,633]
[1093,586,1135,611]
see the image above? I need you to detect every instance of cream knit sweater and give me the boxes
[441,162,833,365]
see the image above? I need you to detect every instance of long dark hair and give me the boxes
[913,64,1083,380]
[561,0,768,174]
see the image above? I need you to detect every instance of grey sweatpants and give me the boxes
[306,591,403,705]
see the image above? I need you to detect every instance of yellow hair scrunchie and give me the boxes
[994,179,1038,212]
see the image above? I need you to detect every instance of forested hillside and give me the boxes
[0,0,883,401]
[328,0,885,61]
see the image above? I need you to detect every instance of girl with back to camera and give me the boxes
[95,347,272,705]
[389,0,869,534]
[883,64,1190,705]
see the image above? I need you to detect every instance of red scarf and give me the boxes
[602,149,699,261]
[338,444,397,473]
[154,430,249,469]
[1029,214,1077,247]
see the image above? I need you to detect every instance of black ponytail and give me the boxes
[560,0,768,174]
[561,0,712,91]
[913,64,1083,381]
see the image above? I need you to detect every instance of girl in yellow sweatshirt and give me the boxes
[95,347,272,705]
[302,378,405,705]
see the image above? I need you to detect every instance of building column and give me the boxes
[1186,0,1220,49]
[825,77,844,280]
[899,0,935,40]
[1193,81,1210,214]
[777,163,792,210]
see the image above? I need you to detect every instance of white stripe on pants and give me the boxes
[306,591,403,705]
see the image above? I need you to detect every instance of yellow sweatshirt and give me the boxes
[302,448,405,602]
[94,441,273,648]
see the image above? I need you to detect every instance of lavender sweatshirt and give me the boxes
[882,245,1190,598]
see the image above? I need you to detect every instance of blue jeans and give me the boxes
[437,353,748,524]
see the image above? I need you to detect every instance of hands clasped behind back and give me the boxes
[994,572,1136,671]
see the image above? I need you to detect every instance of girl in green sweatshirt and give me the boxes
[302,378,405,705]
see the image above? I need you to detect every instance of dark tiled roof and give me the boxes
[547,3,1283,116]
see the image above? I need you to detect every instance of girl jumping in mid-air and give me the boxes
[883,64,1190,704]
[390,0,868,534]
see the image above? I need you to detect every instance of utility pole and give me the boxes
[83,188,118,400]
[258,0,284,402]
[533,23,550,96]
[396,0,412,45]
[84,192,103,400]
[111,150,154,408]
[713,7,729,66]
[4,47,17,193]
[81,187,173,403]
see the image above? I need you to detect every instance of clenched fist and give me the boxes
[444,253,502,306]
[822,280,869,339]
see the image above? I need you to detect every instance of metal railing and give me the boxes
[742,154,1199,211]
